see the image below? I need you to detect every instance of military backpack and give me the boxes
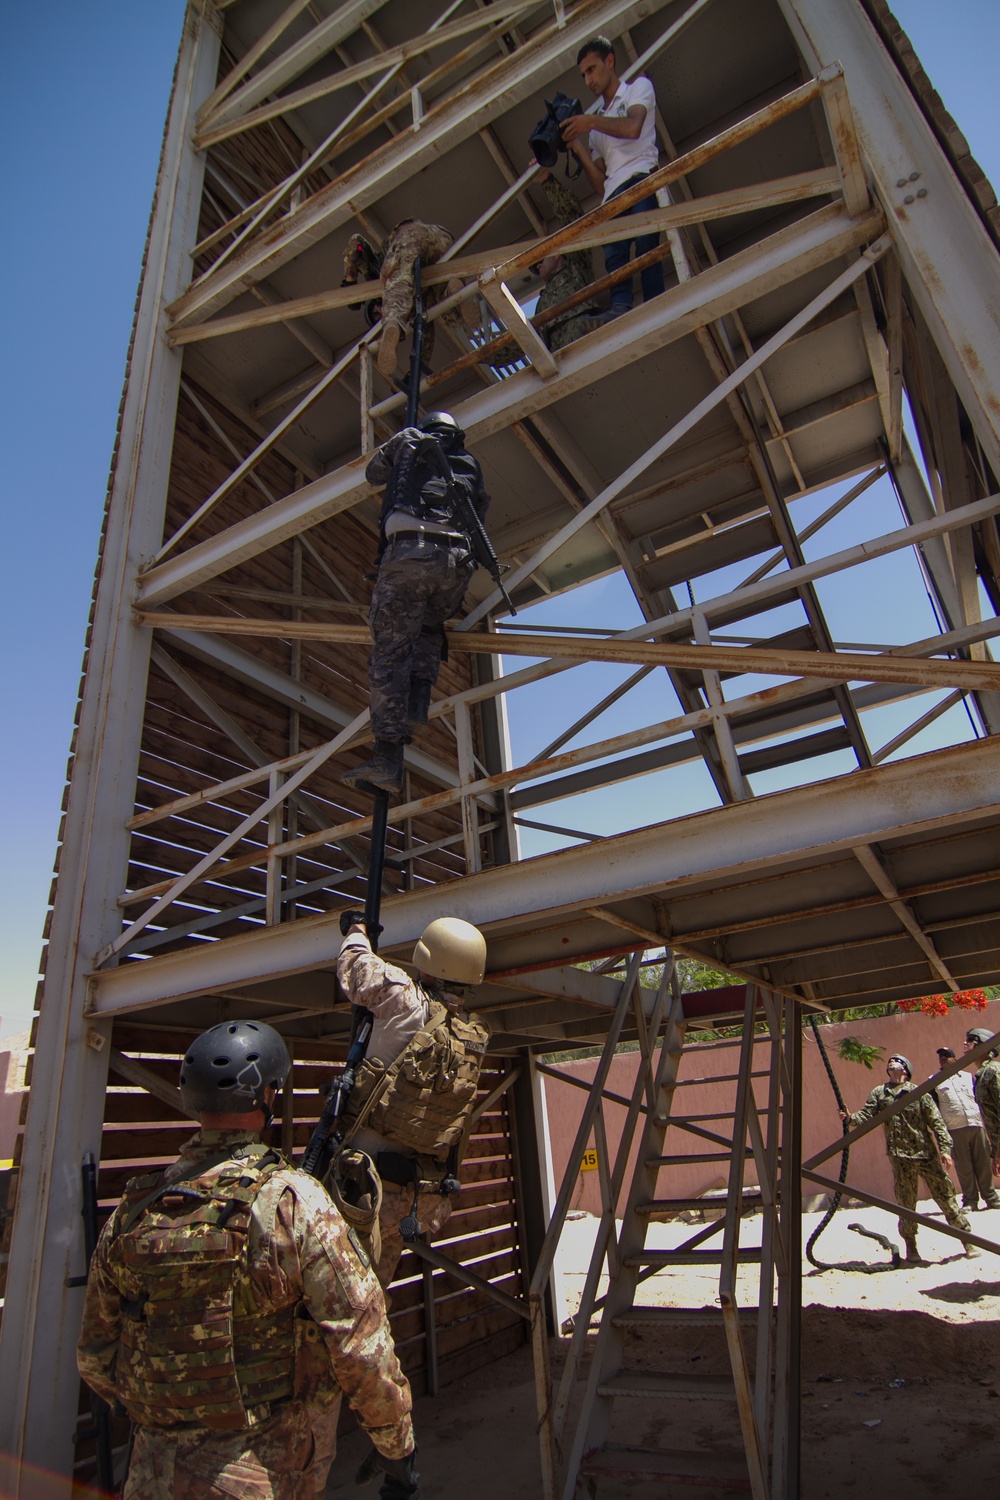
[342,998,489,1160]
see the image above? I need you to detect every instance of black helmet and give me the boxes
[419,410,464,447]
[179,1021,290,1117]
[887,1054,913,1080]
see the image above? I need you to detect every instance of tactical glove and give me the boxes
[340,909,368,937]
[355,1447,419,1496]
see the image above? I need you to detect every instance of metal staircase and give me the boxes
[534,972,799,1500]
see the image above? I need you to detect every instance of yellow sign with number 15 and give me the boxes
[580,1148,599,1172]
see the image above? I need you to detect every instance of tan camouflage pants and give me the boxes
[890,1153,971,1246]
[381,221,453,363]
[124,1402,328,1499]
[377,1183,453,1305]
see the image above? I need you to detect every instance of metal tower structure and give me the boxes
[2,1,1000,1495]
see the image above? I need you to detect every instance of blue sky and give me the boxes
[1,1,998,1035]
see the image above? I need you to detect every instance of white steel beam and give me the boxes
[0,11,222,1494]
[464,230,889,625]
[142,616,1000,693]
[777,0,1000,476]
[851,843,958,990]
[139,203,881,606]
[170,0,660,325]
[86,735,1000,1017]
[199,1,393,130]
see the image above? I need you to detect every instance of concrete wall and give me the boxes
[542,1000,1000,1216]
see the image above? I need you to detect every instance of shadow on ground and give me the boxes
[329,1302,1000,1498]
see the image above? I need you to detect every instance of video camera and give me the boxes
[529,91,583,168]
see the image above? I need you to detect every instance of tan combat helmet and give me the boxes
[413,916,487,985]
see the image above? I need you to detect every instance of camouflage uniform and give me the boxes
[847,1083,971,1249]
[341,235,382,288]
[974,1055,1000,1157]
[537,177,600,351]
[337,932,484,1296]
[380,219,453,365]
[78,1128,413,1499]
[342,222,454,368]
[363,428,487,743]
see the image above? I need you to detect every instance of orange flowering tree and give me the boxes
[897,987,991,1018]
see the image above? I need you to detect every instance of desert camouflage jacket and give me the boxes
[78,1128,413,1458]
[848,1082,953,1161]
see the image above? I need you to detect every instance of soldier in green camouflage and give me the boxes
[78,1021,417,1500]
[966,1026,1000,1175]
[841,1052,975,1263]
[533,159,602,350]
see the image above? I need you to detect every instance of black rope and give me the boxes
[806,1016,900,1273]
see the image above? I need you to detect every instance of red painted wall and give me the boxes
[542,1000,1000,1216]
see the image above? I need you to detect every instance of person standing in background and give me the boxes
[929,1045,1000,1211]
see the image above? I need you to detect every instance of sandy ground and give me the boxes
[329,1201,1000,1499]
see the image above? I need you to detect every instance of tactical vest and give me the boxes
[105,1144,299,1431]
[343,998,489,1161]
[383,439,480,533]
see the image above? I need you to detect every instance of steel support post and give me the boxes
[0,10,222,1493]
[510,1054,562,1336]
[883,439,1000,735]
[777,0,1000,478]
[774,1003,802,1500]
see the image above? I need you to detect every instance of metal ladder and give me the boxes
[548,981,796,1500]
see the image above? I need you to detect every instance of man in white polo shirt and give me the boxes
[932,1044,1000,1210]
[560,34,665,318]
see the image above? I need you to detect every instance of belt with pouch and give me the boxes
[388,527,468,547]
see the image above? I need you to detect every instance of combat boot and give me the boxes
[407,679,433,726]
[377,321,403,379]
[342,739,404,793]
[902,1240,925,1265]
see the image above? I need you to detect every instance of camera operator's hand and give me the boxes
[559,113,593,144]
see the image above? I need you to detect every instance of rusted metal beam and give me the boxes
[167,0,660,326]
[140,203,882,606]
[166,169,842,349]
[85,737,1000,1018]
[462,231,892,625]
[851,843,958,990]
[196,2,539,146]
[136,615,1000,692]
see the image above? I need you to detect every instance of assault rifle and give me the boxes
[417,434,517,617]
[301,792,390,1179]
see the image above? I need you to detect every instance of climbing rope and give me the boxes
[806,1016,900,1272]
